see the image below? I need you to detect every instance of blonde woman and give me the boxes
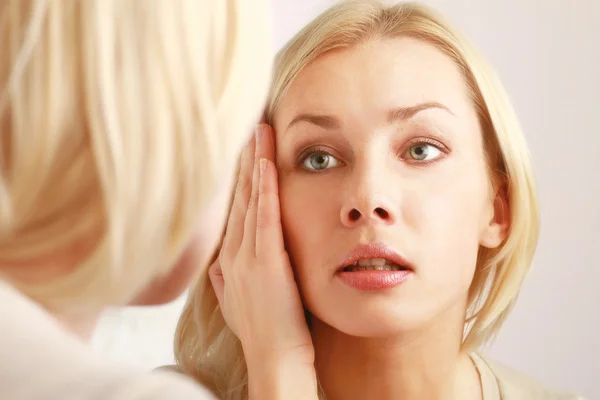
[174,1,584,399]
[0,0,272,399]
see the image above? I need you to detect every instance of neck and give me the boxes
[42,299,103,341]
[56,311,101,341]
[311,305,482,400]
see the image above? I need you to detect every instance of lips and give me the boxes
[337,243,414,272]
[335,243,414,291]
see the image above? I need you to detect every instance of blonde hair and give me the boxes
[0,0,272,313]
[174,1,540,398]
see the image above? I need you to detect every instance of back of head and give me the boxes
[0,0,272,313]
[175,1,539,398]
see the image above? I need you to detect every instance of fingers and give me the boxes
[242,155,260,256]
[221,134,256,260]
[243,124,275,255]
[255,158,285,258]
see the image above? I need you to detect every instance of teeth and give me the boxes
[346,264,403,272]
[345,259,405,272]
[356,258,391,267]
[354,258,393,267]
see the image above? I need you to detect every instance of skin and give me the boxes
[209,128,317,399]
[268,37,508,399]
[132,173,236,306]
[2,137,239,340]
[3,171,237,340]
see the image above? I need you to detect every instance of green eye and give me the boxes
[303,152,340,171]
[408,144,442,161]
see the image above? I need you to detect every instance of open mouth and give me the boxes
[342,258,410,272]
[336,244,413,290]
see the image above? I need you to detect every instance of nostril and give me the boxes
[374,207,389,219]
[349,209,361,221]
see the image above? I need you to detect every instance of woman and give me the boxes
[174,1,583,399]
[0,0,271,398]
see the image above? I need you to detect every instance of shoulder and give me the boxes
[475,353,586,400]
[0,281,216,399]
[155,364,220,396]
[109,370,218,399]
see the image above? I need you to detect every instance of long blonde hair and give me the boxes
[174,1,539,398]
[0,0,272,313]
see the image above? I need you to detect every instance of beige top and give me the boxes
[158,352,586,400]
[159,354,585,399]
[0,280,216,399]
[471,353,585,399]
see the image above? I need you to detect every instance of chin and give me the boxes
[307,293,434,338]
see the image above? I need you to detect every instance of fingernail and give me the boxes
[259,158,267,176]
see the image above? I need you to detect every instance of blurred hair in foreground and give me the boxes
[0,0,272,313]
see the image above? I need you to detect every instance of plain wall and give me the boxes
[92,0,600,398]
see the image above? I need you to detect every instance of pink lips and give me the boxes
[337,270,411,290]
[336,243,413,291]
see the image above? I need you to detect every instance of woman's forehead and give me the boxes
[276,37,472,128]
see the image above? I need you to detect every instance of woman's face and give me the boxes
[274,37,506,336]
[131,170,236,306]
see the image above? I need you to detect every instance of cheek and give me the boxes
[131,176,235,306]
[177,171,235,279]
[279,175,339,274]
[408,163,491,287]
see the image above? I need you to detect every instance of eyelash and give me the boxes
[296,136,450,171]
[297,146,342,173]
[399,137,450,165]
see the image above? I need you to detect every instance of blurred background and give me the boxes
[91,0,600,398]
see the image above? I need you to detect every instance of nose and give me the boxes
[340,196,397,228]
[339,145,400,228]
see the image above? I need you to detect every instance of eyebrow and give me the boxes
[285,102,454,133]
[388,102,454,122]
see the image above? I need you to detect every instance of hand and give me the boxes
[209,124,314,367]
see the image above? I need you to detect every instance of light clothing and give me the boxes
[0,280,216,399]
[159,353,585,400]
[158,351,585,399]
[472,352,585,399]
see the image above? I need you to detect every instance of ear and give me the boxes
[480,182,510,249]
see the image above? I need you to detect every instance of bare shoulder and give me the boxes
[482,355,586,400]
